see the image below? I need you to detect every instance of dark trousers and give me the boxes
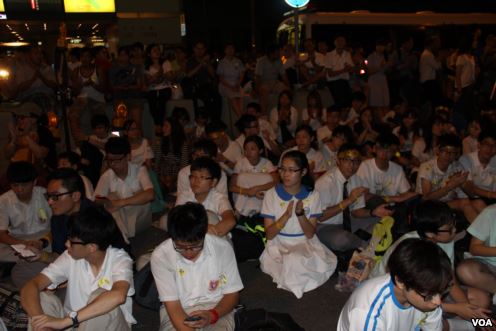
[147,88,171,126]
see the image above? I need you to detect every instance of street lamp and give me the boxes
[284,0,309,55]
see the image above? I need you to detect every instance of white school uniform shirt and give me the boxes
[419,49,441,83]
[315,168,365,225]
[337,274,443,331]
[459,152,496,193]
[42,247,136,324]
[176,165,228,196]
[269,107,298,143]
[455,54,476,89]
[316,125,333,143]
[219,139,243,176]
[0,187,51,239]
[416,158,467,201]
[130,139,154,166]
[301,108,326,131]
[357,159,410,196]
[324,49,353,81]
[95,163,154,200]
[175,189,233,220]
[281,147,328,174]
[233,157,276,216]
[370,231,455,279]
[150,234,244,309]
[467,205,496,266]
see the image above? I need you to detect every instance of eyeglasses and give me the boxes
[172,241,204,253]
[278,167,302,174]
[105,155,127,165]
[416,286,451,302]
[437,219,457,233]
[44,191,75,201]
[189,175,213,181]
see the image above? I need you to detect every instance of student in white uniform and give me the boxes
[176,157,236,238]
[151,203,243,331]
[320,125,354,171]
[230,135,278,219]
[456,205,496,308]
[315,144,392,252]
[269,90,298,146]
[370,200,492,331]
[177,139,228,196]
[57,152,95,201]
[234,114,280,160]
[417,134,486,223]
[316,106,340,144]
[206,121,243,176]
[280,125,328,179]
[95,137,155,240]
[338,239,451,331]
[21,206,135,331]
[462,120,481,155]
[301,90,326,131]
[0,162,51,262]
[459,131,496,201]
[260,150,337,298]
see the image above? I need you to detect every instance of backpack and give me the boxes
[133,263,161,311]
[234,308,304,331]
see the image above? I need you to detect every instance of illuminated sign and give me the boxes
[4,0,63,18]
[285,0,309,8]
[64,0,115,13]
[0,0,4,12]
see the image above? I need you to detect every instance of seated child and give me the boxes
[260,150,337,298]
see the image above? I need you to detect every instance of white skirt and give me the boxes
[260,235,337,298]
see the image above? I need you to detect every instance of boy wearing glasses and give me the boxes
[417,134,486,223]
[95,137,154,240]
[315,144,391,252]
[21,206,135,330]
[338,238,452,331]
[0,162,51,263]
[175,157,236,238]
[370,200,492,330]
[151,202,243,331]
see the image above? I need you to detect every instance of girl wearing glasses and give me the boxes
[259,150,336,298]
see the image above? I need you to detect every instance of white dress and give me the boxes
[259,184,337,298]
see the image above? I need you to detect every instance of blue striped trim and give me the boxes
[309,213,323,218]
[372,293,391,331]
[260,214,275,219]
[278,232,305,237]
[363,282,390,331]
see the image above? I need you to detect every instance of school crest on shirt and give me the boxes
[208,273,228,292]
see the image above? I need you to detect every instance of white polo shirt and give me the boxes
[0,187,51,239]
[315,168,365,225]
[337,274,443,331]
[42,247,136,324]
[150,234,243,309]
[324,49,353,81]
[467,205,496,266]
[455,54,476,89]
[357,159,410,196]
[416,158,467,201]
[459,152,496,192]
[175,189,232,220]
[177,165,228,197]
[419,49,441,83]
[95,163,153,199]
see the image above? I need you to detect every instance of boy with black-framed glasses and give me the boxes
[338,238,452,331]
[151,202,243,331]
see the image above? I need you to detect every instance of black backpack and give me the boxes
[133,263,161,311]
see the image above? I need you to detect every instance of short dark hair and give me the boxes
[47,168,85,196]
[190,157,221,181]
[438,134,461,150]
[7,161,37,183]
[244,135,265,154]
[246,102,262,113]
[338,143,361,156]
[105,137,131,155]
[168,202,208,243]
[68,205,123,250]
[478,130,496,143]
[351,91,366,103]
[327,105,341,114]
[90,114,110,129]
[388,238,452,296]
[332,125,354,143]
[235,114,258,133]
[192,139,218,158]
[58,151,81,168]
[205,120,227,135]
[413,200,455,238]
[375,132,400,148]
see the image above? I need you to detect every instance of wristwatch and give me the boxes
[295,209,305,217]
[69,311,79,328]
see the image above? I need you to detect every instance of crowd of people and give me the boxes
[0,27,495,330]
